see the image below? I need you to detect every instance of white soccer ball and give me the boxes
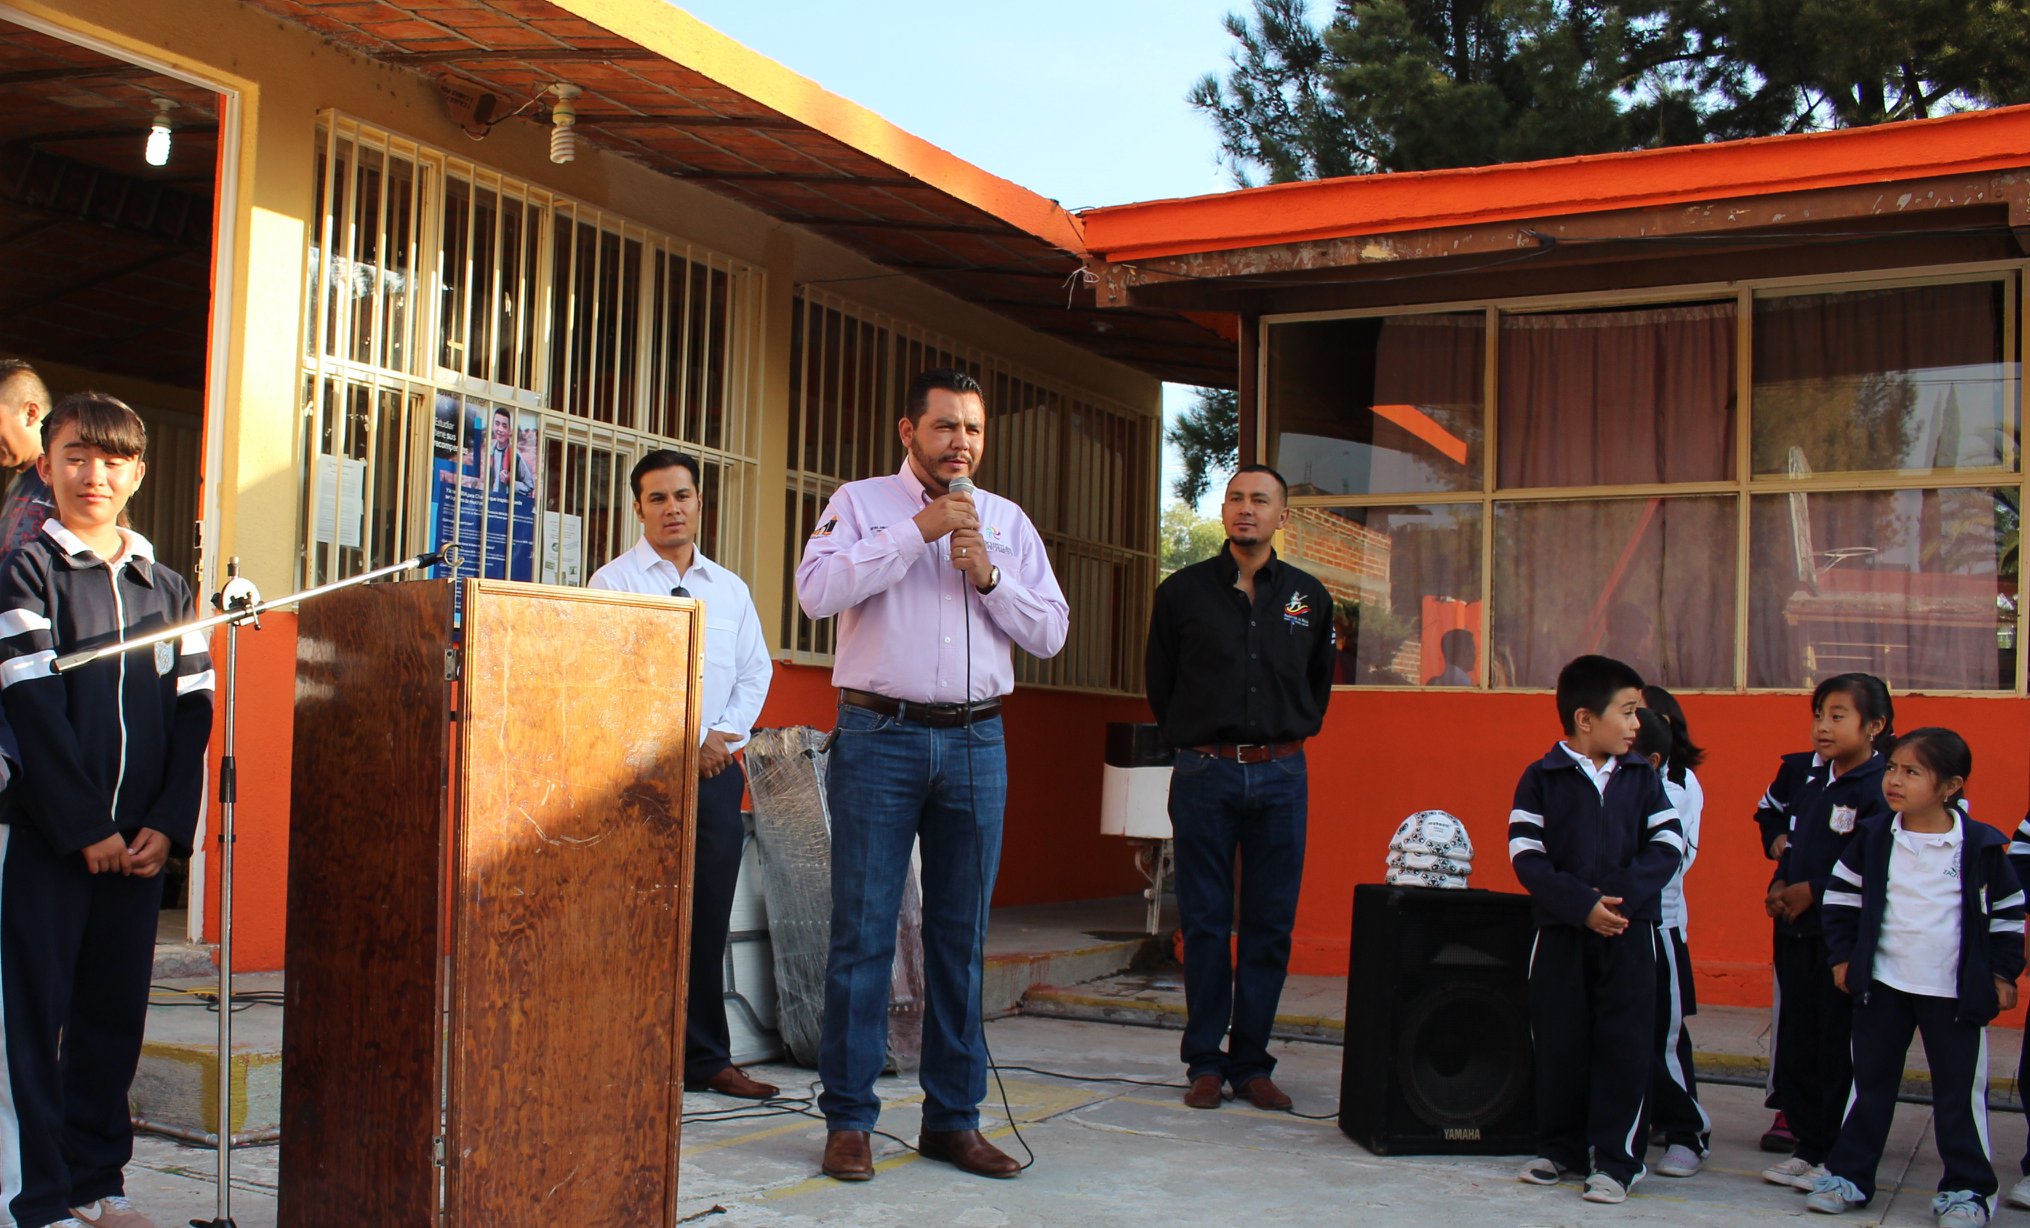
[1389,809,1474,861]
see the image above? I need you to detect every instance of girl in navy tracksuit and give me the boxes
[0,394,214,1228]
[1756,673,1894,1191]
[1807,729,2023,1226]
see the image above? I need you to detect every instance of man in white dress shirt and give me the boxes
[589,449,776,1098]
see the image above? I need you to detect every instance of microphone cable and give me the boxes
[952,478,1035,1174]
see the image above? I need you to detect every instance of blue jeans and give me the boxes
[817,703,1006,1133]
[1169,747,1307,1089]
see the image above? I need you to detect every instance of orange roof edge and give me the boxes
[556,0,1085,254]
[1079,104,2030,264]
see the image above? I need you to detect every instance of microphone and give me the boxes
[947,475,975,497]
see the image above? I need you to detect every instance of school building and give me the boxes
[14,0,2030,1020]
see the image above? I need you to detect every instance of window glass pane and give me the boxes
[1752,282,2017,477]
[1498,302,1736,488]
[1280,504,1483,687]
[1748,487,2017,690]
[1492,496,1737,689]
[1268,313,1484,496]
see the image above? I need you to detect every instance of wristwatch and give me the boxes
[977,565,1000,594]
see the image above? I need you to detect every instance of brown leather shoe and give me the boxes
[821,1130,874,1181]
[917,1128,1020,1178]
[686,1065,780,1099]
[1237,1076,1293,1111]
[1183,1073,1226,1109]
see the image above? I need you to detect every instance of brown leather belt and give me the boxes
[841,688,1001,728]
[1191,740,1305,764]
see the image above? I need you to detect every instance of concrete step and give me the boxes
[152,941,216,980]
[133,973,283,1144]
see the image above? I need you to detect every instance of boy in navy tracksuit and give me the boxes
[1509,655,1683,1205]
[0,393,213,1228]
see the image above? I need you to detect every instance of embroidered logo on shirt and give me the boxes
[1828,804,1857,834]
[154,641,175,676]
[1282,592,1312,628]
[810,517,838,538]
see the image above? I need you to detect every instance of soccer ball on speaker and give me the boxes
[1388,809,1474,865]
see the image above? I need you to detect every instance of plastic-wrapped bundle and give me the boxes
[744,726,925,1072]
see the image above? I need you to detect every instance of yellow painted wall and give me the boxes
[18,0,1158,634]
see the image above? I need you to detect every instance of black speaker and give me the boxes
[1338,883,1536,1155]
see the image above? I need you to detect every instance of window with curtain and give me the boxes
[1268,313,1484,496]
[1497,302,1736,488]
[1262,270,2025,692]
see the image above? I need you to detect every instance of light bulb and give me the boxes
[144,98,173,168]
[549,83,580,165]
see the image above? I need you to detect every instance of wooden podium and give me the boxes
[278,578,702,1225]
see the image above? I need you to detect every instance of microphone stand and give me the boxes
[52,545,460,1228]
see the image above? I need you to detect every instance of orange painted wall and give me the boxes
[1299,690,2030,1028]
[755,663,1149,907]
[213,652,1146,970]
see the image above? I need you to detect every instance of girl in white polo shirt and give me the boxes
[1807,728,2027,1228]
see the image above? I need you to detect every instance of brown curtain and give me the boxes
[1498,303,1736,488]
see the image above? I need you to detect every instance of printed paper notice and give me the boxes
[542,511,584,586]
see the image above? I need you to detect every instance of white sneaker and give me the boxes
[1805,1173,1867,1214]
[2007,1175,2030,1210]
[1933,1190,1989,1228]
[1518,1156,1570,1185]
[1655,1144,1703,1178]
[1763,1156,1823,1190]
[1582,1172,1630,1204]
[70,1195,159,1228]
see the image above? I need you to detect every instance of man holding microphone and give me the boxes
[795,368,1068,1182]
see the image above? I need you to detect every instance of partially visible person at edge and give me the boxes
[1145,464,1334,1115]
[794,367,1068,1183]
[586,448,776,1101]
[0,359,55,804]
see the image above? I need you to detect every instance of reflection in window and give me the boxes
[1748,488,2017,690]
[1753,283,2017,477]
[1499,303,1736,488]
[1268,314,1484,497]
[1279,504,1482,686]
[1493,497,1737,689]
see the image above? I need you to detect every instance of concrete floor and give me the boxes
[119,1011,2030,1226]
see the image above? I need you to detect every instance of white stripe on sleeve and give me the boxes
[1832,862,1864,886]
[177,669,216,696]
[1993,890,2026,912]
[0,650,54,689]
[179,631,209,657]
[1990,917,2025,934]
[1646,808,1678,830]
[1508,809,1544,828]
[0,610,49,639]
[1508,837,1547,859]
[1822,889,1864,910]
[1651,829,1686,854]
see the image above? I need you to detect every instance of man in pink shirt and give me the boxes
[796,368,1067,1183]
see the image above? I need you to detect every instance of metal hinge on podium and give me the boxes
[433,1135,446,1167]
[444,647,460,680]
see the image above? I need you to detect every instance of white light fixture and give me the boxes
[144,97,173,167]
[548,84,580,165]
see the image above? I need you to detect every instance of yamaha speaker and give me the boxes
[1338,883,1535,1155]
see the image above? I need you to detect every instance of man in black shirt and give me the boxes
[1145,464,1335,1112]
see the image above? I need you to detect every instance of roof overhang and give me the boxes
[241,0,1238,387]
[1079,105,2030,320]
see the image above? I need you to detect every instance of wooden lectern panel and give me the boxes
[280,579,454,1226]
[444,581,702,1224]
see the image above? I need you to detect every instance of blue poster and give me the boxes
[430,393,538,583]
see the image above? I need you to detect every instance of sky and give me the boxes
[673,0,1255,513]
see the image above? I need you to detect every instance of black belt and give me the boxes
[841,688,1001,728]
[1191,740,1305,764]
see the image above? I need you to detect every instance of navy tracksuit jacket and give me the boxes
[1820,812,2025,1205]
[0,521,213,1227]
[1508,744,1684,1184]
